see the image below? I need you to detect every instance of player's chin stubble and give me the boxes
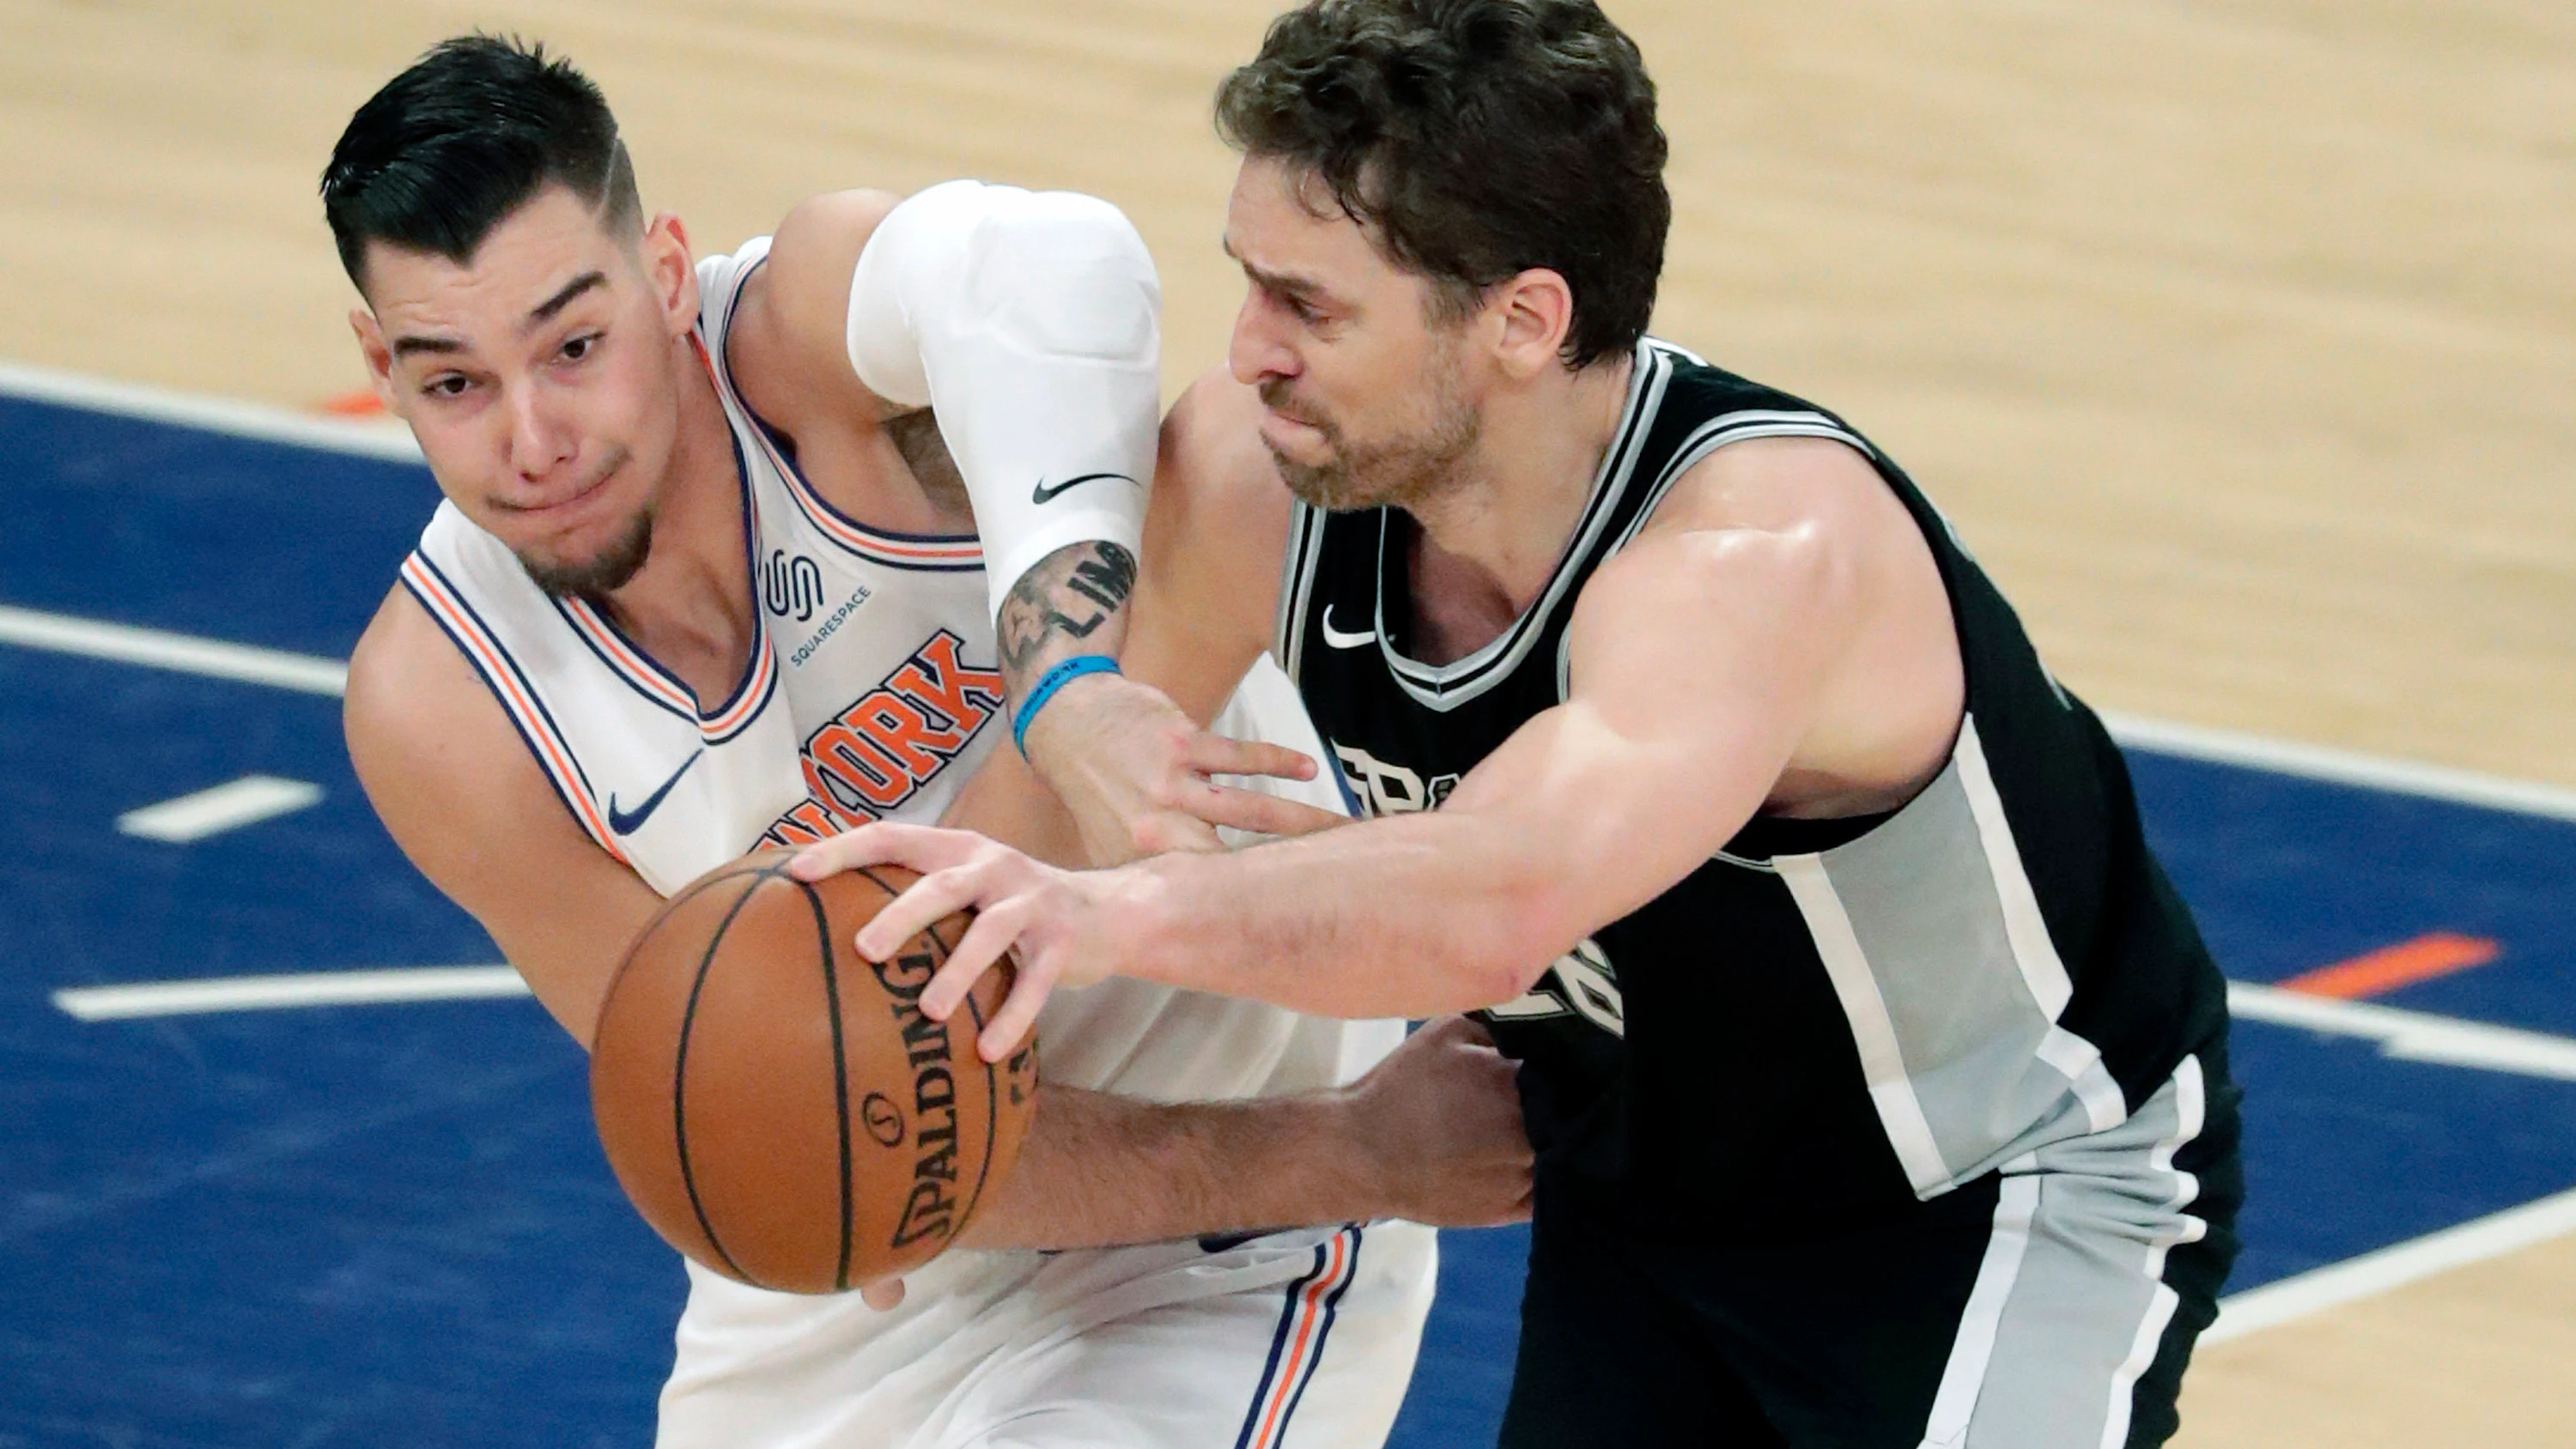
[525,503,657,599]
[1263,392,1480,514]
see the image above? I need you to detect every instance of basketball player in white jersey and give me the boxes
[319,37,1528,1449]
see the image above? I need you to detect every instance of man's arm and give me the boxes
[796,437,1965,1056]
[344,589,666,1042]
[1120,367,1301,726]
[742,190,1329,862]
[969,367,1315,858]
[344,589,1522,1252]
[956,1015,1527,1250]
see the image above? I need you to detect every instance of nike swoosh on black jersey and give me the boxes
[1321,604,1377,650]
[607,750,702,836]
[1030,472,1137,506]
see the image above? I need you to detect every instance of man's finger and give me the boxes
[789,821,971,881]
[854,865,991,963]
[1183,733,1321,783]
[976,970,1050,1062]
[1182,785,1353,840]
[920,906,1029,1021]
[859,1277,906,1310]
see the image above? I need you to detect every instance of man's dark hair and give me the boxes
[321,35,639,291]
[1215,0,1668,368]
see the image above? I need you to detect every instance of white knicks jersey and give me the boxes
[402,239,1395,1105]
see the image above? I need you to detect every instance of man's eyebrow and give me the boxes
[526,270,607,328]
[389,333,465,361]
[1226,246,1328,306]
[385,271,609,361]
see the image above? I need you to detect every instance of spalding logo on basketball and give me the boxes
[589,850,1038,1294]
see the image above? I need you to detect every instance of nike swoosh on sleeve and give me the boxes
[1030,472,1139,505]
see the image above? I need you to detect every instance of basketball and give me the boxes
[588,851,1039,1294]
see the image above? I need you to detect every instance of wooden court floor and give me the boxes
[2,0,2570,1443]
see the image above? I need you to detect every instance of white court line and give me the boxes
[2230,981,2576,1081]
[0,357,420,463]
[9,605,2574,828]
[2102,710,2576,824]
[0,605,348,695]
[2208,1185,2576,1343]
[52,967,526,1021]
[118,775,324,843]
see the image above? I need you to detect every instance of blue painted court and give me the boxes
[4,384,2573,1448]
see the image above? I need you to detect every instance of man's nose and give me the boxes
[505,382,578,482]
[1228,294,1297,387]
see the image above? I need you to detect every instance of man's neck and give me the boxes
[1403,353,1634,632]
[592,339,756,710]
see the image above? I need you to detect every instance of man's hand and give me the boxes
[789,822,1115,1058]
[1021,670,1346,864]
[1340,1016,1532,1228]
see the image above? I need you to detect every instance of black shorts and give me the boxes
[1499,1052,2244,1449]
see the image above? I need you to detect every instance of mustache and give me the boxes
[1255,379,1329,432]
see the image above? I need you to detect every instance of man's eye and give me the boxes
[423,375,471,398]
[562,333,598,361]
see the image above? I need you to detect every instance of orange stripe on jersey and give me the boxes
[1247,1231,1353,1449]
[562,598,696,714]
[562,593,775,742]
[401,556,629,864]
[702,638,775,737]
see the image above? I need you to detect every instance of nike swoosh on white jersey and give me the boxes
[1320,606,1376,650]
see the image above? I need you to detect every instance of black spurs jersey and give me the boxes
[1278,339,2231,1228]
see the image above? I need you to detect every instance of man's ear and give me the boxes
[641,211,699,336]
[1485,267,1577,381]
[349,307,403,418]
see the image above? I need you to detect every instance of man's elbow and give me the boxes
[1452,873,1585,1010]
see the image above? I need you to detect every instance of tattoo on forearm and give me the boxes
[998,541,1137,690]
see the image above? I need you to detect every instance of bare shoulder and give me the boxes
[1590,434,1962,800]
[1637,433,1906,544]
[726,188,907,420]
[762,188,906,323]
[1580,439,1886,620]
[344,585,507,770]
[343,586,571,875]
[344,587,659,1040]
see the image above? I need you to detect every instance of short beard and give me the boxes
[1261,355,1479,513]
[524,505,656,599]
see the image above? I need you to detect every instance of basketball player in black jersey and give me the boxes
[799,2,2243,1444]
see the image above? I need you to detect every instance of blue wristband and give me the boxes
[1012,655,1122,755]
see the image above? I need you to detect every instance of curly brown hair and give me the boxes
[1215,0,1669,368]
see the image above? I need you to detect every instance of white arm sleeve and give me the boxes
[845,179,1158,626]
